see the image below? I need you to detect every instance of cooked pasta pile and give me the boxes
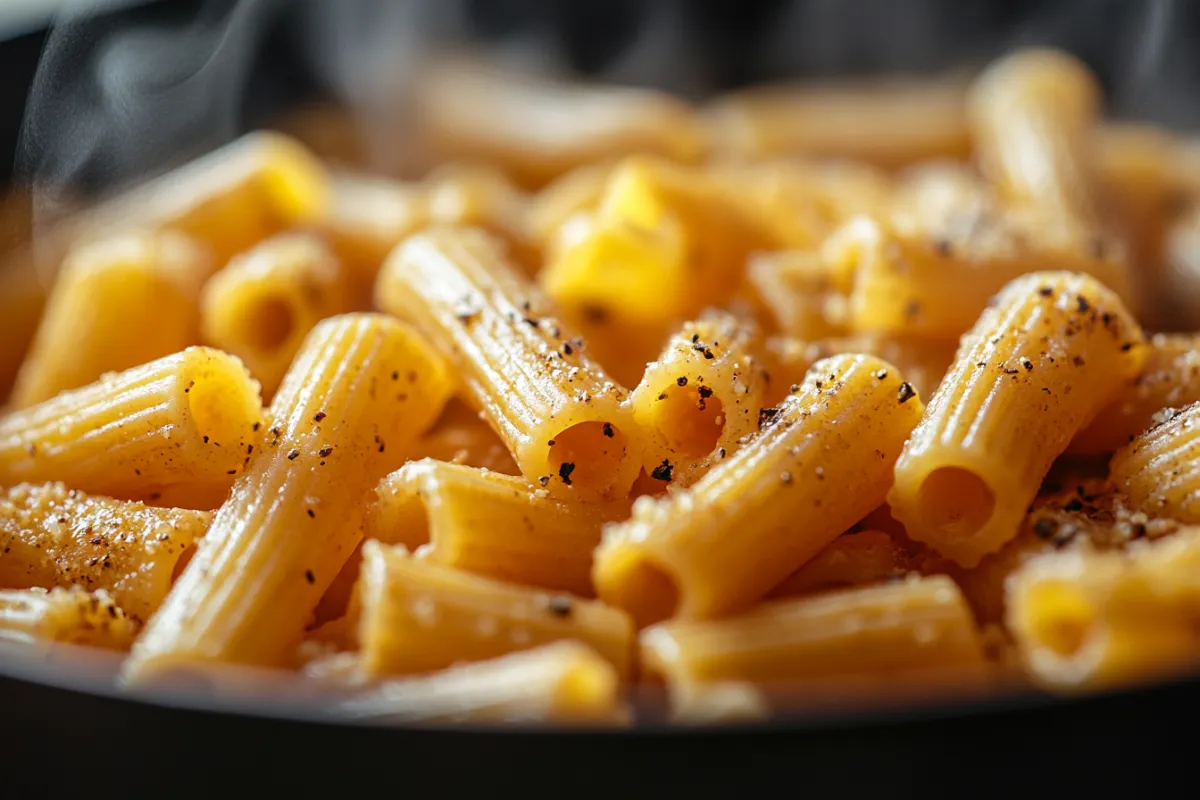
[3,47,1200,726]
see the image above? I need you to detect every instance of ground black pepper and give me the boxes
[558,462,576,485]
[651,460,674,481]
[897,383,916,404]
[314,412,326,422]
[602,423,614,438]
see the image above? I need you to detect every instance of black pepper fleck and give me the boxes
[874,369,888,380]
[287,450,300,460]
[602,423,614,438]
[547,596,573,617]
[558,462,576,486]
[314,411,326,422]
[897,383,916,404]
[758,407,780,428]
[305,570,315,584]
[307,509,316,518]
[676,376,688,387]
[1033,518,1059,540]
[318,446,333,458]
[538,476,550,487]
[651,460,674,482]
[1076,295,1090,313]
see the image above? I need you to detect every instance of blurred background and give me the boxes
[1,0,1198,194]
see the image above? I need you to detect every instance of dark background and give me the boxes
[4,0,1200,189]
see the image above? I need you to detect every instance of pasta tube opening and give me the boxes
[654,388,725,460]
[546,420,630,496]
[1021,580,1098,660]
[915,467,998,541]
[183,351,265,451]
[598,548,683,628]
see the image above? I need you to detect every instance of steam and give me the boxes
[15,0,1200,237]
[18,0,277,230]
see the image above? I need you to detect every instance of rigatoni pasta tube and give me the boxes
[365,459,627,596]
[357,541,634,678]
[967,48,1102,222]
[73,131,329,266]
[413,56,706,188]
[0,347,263,500]
[0,482,210,622]
[834,211,1134,341]
[1110,402,1200,523]
[631,312,768,487]
[333,642,628,727]
[594,353,925,625]
[12,230,214,408]
[376,227,639,502]
[703,78,970,167]
[0,587,137,650]
[0,248,47,401]
[1071,334,1200,455]
[123,314,451,681]
[640,575,984,687]
[889,271,1145,568]
[200,233,352,400]
[1007,528,1200,691]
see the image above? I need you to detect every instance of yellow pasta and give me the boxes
[123,314,450,682]
[413,56,707,188]
[832,210,1134,341]
[543,157,777,332]
[405,398,520,476]
[333,641,629,727]
[668,681,772,726]
[631,312,768,487]
[0,482,209,622]
[376,226,640,503]
[12,231,214,408]
[200,233,353,400]
[889,271,1145,568]
[742,250,847,341]
[365,459,629,597]
[768,531,905,599]
[322,167,535,286]
[704,78,971,167]
[640,575,984,689]
[762,333,957,406]
[1007,527,1200,691]
[594,353,925,625]
[967,48,1102,222]
[708,160,893,249]
[0,587,137,650]
[0,347,263,501]
[1071,334,1200,454]
[527,161,616,247]
[0,248,47,403]
[71,131,329,266]
[356,540,634,678]
[1110,402,1200,523]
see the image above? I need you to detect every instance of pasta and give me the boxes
[0,347,263,502]
[640,575,984,690]
[1110,402,1200,523]
[200,232,352,400]
[1070,334,1200,455]
[356,541,634,678]
[412,56,707,188]
[0,587,137,650]
[332,642,629,726]
[9,43,1200,721]
[12,231,215,408]
[376,226,641,503]
[594,353,925,624]
[704,78,971,167]
[0,482,210,622]
[365,459,628,596]
[1007,526,1200,690]
[889,271,1144,568]
[968,48,1101,222]
[123,314,450,682]
[630,312,769,487]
